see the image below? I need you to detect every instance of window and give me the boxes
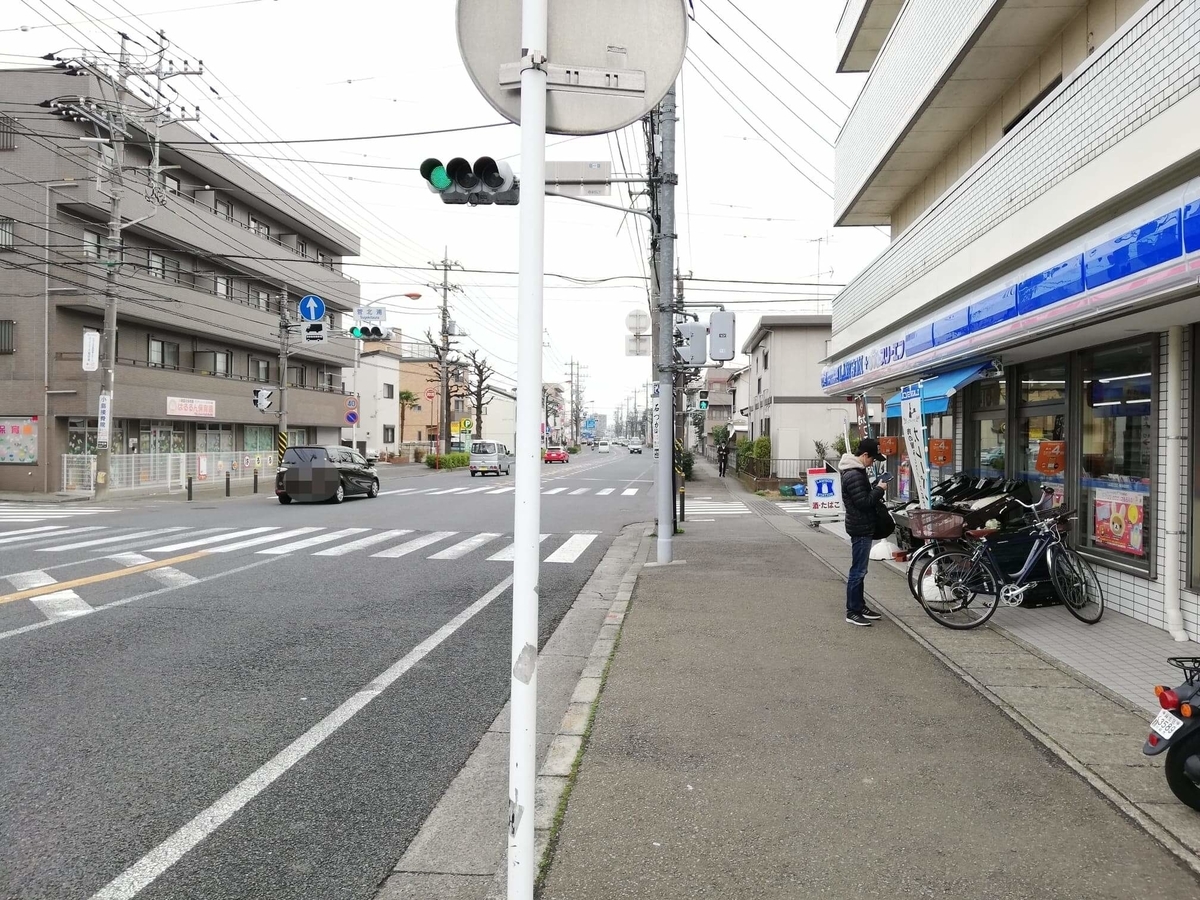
[0,320,13,354]
[250,358,269,382]
[319,371,335,391]
[244,424,273,452]
[296,238,308,258]
[966,378,1008,478]
[1017,360,1067,500]
[383,383,395,399]
[84,231,102,259]
[0,114,16,151]
[252,289,269,310]
[0,218,12,249]
[148,252,166,279]
[287,365,307,387]
[215,198,233,221]
[249,215,269,238]
[159,172,180,195]
[148,338,179,369]
[383,426,395,444]
[195,349,231,376]
[213,351,231,377]
[763,351,769,371]
[1080,339,1154,567]
[196,422,233,453]
[0,417,37,462]
[453,397,464,413]
[214,275,229,297]
[757,377,762,394]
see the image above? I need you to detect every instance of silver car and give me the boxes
[470,440,513,476]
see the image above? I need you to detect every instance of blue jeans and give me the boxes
[846,535,872,614]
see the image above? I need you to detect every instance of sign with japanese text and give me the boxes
[1035,441,1067,477]
[97,392,112,450]
[807,468,843,516]
[877,436,899,457]
[929,439,953,467]
[0,417,38,463]
[900,384,931,508]
[167,397,217,418]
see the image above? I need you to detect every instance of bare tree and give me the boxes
[465,349,495,439]
[424,328,468,447]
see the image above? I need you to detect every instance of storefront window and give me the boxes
[139,421,185,454]
[928,413,955,487]
[1081,340,1154,565]
[0,417,38,464]
[196,423,234,453]
[244,425,274,452]
[1021,361,1066,403]
[1016,360,1067,502]
[966,378,1008,479]
[66,418,126,455]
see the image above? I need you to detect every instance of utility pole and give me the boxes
[93,34,130,500]
[277,293,290,458]
[433,250,456,455]
[652,86,678,560]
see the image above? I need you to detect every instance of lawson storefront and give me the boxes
[823,180,1200,641]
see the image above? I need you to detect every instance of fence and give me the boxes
[737,457,826,480]
[62,451,279,495]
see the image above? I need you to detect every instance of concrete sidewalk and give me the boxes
[539,465,1200,898]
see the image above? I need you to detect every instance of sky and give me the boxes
[2,0,889,422]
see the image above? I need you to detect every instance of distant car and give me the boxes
[629,443,643,454]
[276,446,379,504]
[544,446,569,464]
[598,440,611,454]
[470,440,513,476]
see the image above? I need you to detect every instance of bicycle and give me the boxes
[910,502,1104,630]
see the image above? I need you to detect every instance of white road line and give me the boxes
[428,532,501,560]
[621,488,638,496]
[88,575,514,900]
[543,488,566,495]
[371,531,457,559]
[0,526,72,539]
[108,553,153,566]
[544,533,598,564]
[7,570,57,590]
[380,488,418,495]
[208,528,323,553]
[37,528,189,552]
[456,486,495,494]
[312,530,413,557]
[487,534,550,561]
[596,488,614,496]
[92,527,232,556]
[429,486,468,495]
[0,557,280,644]
[0,526,104,546]
[568,488,589,495]
[147,568,200,589]
[486,486,515,495]
[31,590,93,621]
[147,527,279,553]
[691,518,716,522]
[256,528,370,555]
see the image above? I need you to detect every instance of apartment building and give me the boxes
[826,0,1200,638]
[702,368,734,445]
[0,68,360,492]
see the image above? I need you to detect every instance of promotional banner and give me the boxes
[854,394,871,439]
[807,467,843,516]
[877,436,899,457]
[1035,441,1067,476]
[929,439,953,467]
[900,383,931,508]
[1093,487,1146,556]
[96,392,112,451]
[0,417,38,463]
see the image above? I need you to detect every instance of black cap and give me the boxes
[858,437,885,461]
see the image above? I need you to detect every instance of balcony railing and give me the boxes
[55,352,348,394]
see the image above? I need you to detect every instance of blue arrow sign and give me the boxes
[300,294,326,322]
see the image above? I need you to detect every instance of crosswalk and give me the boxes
[775,501,813,515]
[685,499,752,517]
[381,485,641,498]
[0,503,122,524]
[0,524,602,567]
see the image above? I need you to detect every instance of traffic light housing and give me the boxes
[350,325,392,340]
[698,390,710,411]
[421,156,520,206]
[252,388,273,412]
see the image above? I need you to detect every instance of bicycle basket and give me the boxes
[908,510,967,540]
[1168,657,1200,686]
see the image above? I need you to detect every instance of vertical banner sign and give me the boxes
[900,383,931,509]
[807,467,843,516]
[82,331,100,372]
[96,391,112,451]
[854,394,870,439]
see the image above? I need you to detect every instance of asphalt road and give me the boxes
[0,450,654,900]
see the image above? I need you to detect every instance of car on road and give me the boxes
[470,440,513,476]
[629,442,643,454]
[598,440,611,454]
[544,446,569,464]
[275,445,380,504]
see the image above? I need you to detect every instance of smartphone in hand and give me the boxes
[876,471,893,485]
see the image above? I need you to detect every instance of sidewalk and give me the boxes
[539,462,1200,898]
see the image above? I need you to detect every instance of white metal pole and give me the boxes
[509,0,547,895]
[656,85,677,563]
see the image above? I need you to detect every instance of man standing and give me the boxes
[838,438,890,627]
[717,442,729,477]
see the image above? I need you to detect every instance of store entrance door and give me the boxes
[1018,409,1067,504]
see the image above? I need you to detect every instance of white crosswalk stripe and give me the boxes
[36,527,189,552]
[146,528,271,553]
[0,503,122,524]
[108,553,199,588]
[545,533,598,564]
[0,526,105,546]
[6,570,93,621]
[208,527,323,553]
[686,500,751,516]
[256,528,371,555]
[428,533,502,560]
[312,529,413,556]
[775,501,812,514]
[371,531,458,559]
[596,488,614,495]
[486,486,515,495]
[487,535,550,561]
[543,488,567,495]
[569,488,588,495]
[621,488,639,496]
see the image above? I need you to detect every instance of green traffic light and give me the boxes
[430,166,451,191]
[350,326,364,339]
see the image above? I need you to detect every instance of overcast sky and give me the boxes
[3,0,888,419]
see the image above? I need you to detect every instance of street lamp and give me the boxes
[351,292,422,451]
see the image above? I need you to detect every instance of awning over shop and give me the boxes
[884,363,993,418]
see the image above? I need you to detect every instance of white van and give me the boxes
[598,440,611,454]
[470,440,513,476]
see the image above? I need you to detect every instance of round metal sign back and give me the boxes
[457,0,688,136]
[625,308,652,334]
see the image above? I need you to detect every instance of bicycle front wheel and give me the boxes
[907,542,940,600]
[914,549,999,630]
[1050,547,1104,624]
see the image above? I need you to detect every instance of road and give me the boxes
[0,450,654,900]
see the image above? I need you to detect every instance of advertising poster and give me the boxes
[1093,487,1146,556]
[0,417,38,464]
[900,383,932,508]
[1035,441,1067,477]
[854,394,871,438]
[929,439,953,467]
[877,436,899,457]
[806,467,843,516]
[898,456,911,501]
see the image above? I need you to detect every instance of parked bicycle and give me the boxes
[908,501,1104,630]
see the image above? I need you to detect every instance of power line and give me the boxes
[20,120,512,145]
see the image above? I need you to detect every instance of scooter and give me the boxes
[1143,657,1200,811]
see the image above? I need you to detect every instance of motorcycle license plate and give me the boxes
[1151,709,1185,739]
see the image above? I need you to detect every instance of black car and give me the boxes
[275,446,380,504]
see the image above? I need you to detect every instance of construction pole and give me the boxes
[93,35,130,500]
[277,294,290,459]
[655,84,678,561]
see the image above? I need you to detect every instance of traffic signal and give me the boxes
[420,156,520,206]
[697,390,710,411]
[252,388,273,412]
[350,325,392,340]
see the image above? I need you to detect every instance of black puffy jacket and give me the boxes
[839,453,883,538]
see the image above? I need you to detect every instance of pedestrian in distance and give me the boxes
[717,442,729,477]
[839,437,891,627]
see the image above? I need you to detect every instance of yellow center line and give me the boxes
[0,551,211,605]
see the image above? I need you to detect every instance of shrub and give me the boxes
[832,434,861,456]
[752,435,771,459]
[567,445,582,454]
[425,451,470,469]
[413,447,425,463]
[712,424,731,447]
[680,449,695,481]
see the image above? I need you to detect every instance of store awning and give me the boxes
[884,363,993,418]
